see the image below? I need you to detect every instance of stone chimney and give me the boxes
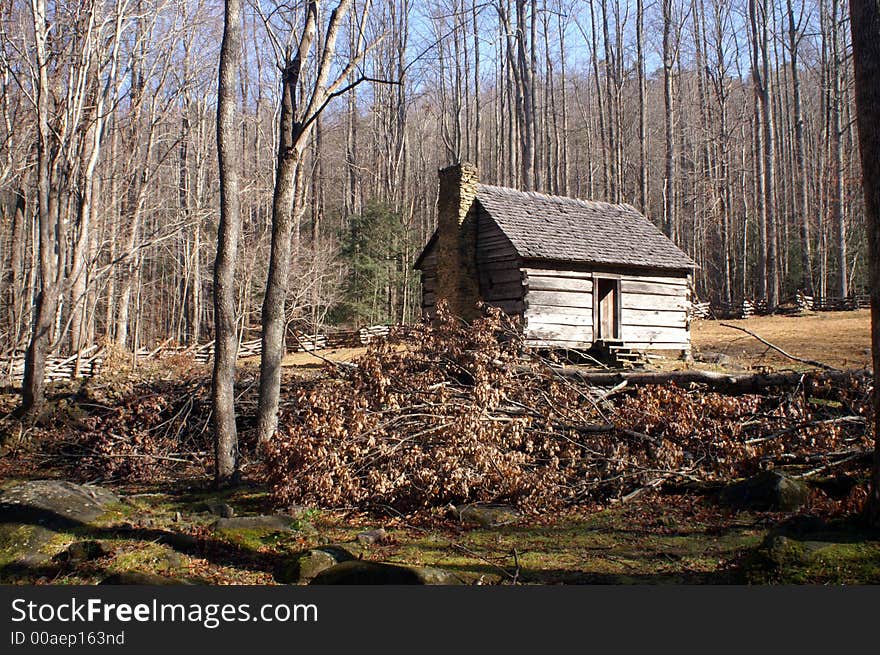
[435,162,481,320]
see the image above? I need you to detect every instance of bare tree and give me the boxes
[21,0,64,413]
[786,0,814,296]
[829,0,847,298]
[213,0,243,486]
[256,0,380,444]
[662,0,677,238]
[636,0,648,213]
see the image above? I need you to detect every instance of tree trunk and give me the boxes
[636,0,648,214]
[213,0,243,487]
[787,0,814,296]
[662,0,676,238]
[256,62,304,445]
[831,0,848,298]
[22,0,58,415]
[4,192,24,349]
[849,0,880,526]
[472,0,481,170]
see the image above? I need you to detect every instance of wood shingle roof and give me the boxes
[474,184,695,271]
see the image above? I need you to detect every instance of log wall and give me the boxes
[420,246,438,317]
[522,268,594,347]
[521,265,690,351]
[475,209,524,315]
[618,273,690,350]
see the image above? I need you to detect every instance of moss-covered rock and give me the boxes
[309,560,462,585]
[210,514,316,551]
[0,480,121,576]
[100,571,191,585]
[0,480,120,526]
[719,471,810,512]
[0,523,55,568]
[211,515,301,533]
[277,545,356,584]
[742,525,880,584]
[454,504,522,528]
[55,540,111,564]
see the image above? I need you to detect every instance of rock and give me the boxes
[413,566,463,585]
[157,531,199,552]
[748,532,842,574]
[0,523,55,568]
[761,535,809,568]
[211,515,310,538]
[719,471,810,512]
[309,560,461,585]
[0,480,120,570]
[0,480,120,528]
[198,502,235,518]
[356,528,388,546]
[157,549,186,571]
[454,503,522,528]
[743,523,880,584]
[277,545,356,583]
[100,571,190,585]
[56,540,110,564]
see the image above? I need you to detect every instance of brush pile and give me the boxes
[17,303,870,512]
[263,304,873,513]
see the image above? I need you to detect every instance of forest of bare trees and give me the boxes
[0,0,868,374]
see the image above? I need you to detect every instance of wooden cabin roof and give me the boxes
[416,184,696,271]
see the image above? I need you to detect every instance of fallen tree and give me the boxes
[542,367,870,395]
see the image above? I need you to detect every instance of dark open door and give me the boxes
[594,277,621,341]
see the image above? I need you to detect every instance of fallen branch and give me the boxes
[794,451,867,479]
[719,322,840,371]
[745,415,867,445]
[541,367,869,394]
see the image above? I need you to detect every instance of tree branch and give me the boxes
[719,322,840,371]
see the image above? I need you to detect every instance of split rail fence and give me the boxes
[0,325,395,383]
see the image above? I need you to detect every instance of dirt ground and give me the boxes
[239,346,369,370]
[692,310,871,371]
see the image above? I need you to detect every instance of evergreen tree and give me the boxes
[336,201,414,326]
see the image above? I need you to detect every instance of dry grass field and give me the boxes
[691,310,871,370]
[239,346,369,370]
[234,310,873,374]
[255,310,872,373]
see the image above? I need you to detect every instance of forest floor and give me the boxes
[2,473,878,585]
[0,309,877,585]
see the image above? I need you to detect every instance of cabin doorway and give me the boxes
[594,277,621,342]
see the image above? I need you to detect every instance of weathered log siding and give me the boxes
[420,246,438,316]
[521,265,690,350]
[475,209,524,315]
[522,268,594,347]
[618,273,690,349]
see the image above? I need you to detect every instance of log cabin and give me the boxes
[414,163,696,358]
